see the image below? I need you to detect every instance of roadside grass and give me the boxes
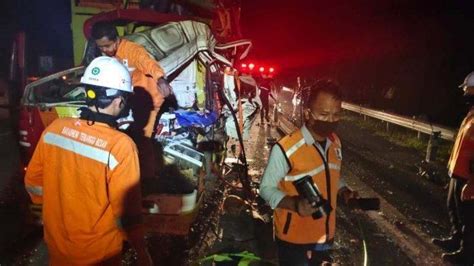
[343,112,453,164]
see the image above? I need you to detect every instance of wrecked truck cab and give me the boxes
[19,67,86,164]
[19,20,251,235]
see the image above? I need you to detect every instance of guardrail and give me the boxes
[276,100,456,163]
[342,102,456,141]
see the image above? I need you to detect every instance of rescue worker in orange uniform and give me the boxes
[259,80,358,265]
[91,21,170,180]
[24,57,152,266]
[432,71,474,264]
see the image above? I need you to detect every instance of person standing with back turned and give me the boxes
[24,57,152,265]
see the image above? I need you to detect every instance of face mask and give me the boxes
[310,120,339,137]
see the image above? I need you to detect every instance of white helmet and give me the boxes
[81,56,132,93]
[459,71,474,95]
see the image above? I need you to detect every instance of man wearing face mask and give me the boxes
[259,79,358,265]
[25,57,152,265]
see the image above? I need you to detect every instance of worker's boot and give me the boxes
[442,248,474,265]
[432,235,461,252]
[443,227,474,265]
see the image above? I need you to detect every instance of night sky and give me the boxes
[241,0,474,126]
[2,0,474,126]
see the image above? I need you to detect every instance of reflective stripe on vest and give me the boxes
[44,132,118,170]
[275,129,342,244]
[285,138,306,158]
[284,163,341,182]
[26,185,43,196]
[328,163,340,171]
[284,165,325,182]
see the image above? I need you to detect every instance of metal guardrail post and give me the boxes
[425,131,441,162]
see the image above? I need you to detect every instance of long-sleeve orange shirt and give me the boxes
[25,118,142,264]
[116,39,165,110]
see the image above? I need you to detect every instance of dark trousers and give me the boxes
[447,177,474,252]
[260,100,270,123]
[462,201,474,252]
[276,238,332,266]
[447,178,465,238]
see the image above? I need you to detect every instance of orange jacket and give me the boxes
[448,109,474,181]
[449,109,474,201]
[274,129,342,244]
[25,118,142,265]
[116,38,165,111]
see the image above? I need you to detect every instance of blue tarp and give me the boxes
[175,110,218,127]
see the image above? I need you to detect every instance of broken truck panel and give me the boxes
[84,20,251,72]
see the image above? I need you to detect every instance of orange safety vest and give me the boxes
[448,110,474,181]
[116,39,165,111]
[274,129,342,244]
[25,118,142,265]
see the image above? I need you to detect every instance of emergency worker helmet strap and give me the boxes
[80,56,132,93]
